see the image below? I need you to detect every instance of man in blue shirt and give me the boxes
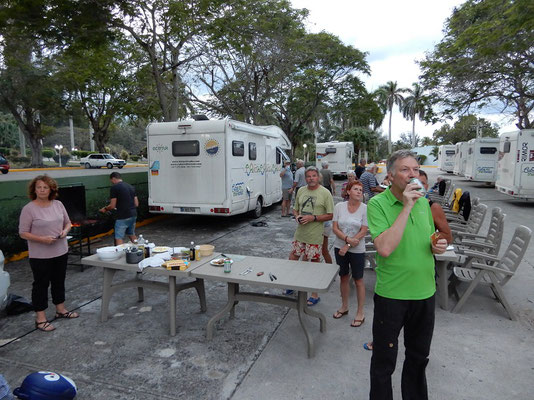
[280,160,294,217]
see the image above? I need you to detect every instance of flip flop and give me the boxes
[333,310,349,319]
[363,342,373,351]
[307,297,320,306]
[351,317,365,327]
[35,320,55,332]
[55,311,79,319]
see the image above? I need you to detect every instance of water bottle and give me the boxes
[223,259,232,273]
[137,235,146,258]
[195,245,201,261]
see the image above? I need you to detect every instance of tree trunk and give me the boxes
[412,116,416,148]
[27,132,43,167]
[388,109,393,154]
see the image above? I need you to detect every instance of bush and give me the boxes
[42,148,55,158]
[10,149,19,157]
[52,155,71,165]
[418,155,427,165]
[11,156,31,164]
[130,155,139,162]
[0,147,11,156]
[120,149,129,161]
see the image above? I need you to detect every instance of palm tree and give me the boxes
[375,81,406,154]
[402,83,429,148]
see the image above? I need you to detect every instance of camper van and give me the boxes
[147,118,291,218]
[463,137,500,183]
[315,141,354,178]
[437,145,456,173]
[496,129,534,199]
[453,141,468,176]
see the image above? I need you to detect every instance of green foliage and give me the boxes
[42,149,55,158]
[120,149,129,161]
[420,0,534,128]
[130,155,139,162]
[0,147,11,155]
[375,81,408,154]
[0,113,19,148]
[418,155,427,165]
[432,115,499,144]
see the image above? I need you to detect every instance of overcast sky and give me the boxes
[290,0,516,141]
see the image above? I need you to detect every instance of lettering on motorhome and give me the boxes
[245,163,279,176]
[476,166,493,174]
[152,145,169,153]
[521,142,528,162]
[171,160,201,168]
[523,166,534,176]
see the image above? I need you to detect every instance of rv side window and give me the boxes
[503,141,511,153]
[445,150,455,156]
[276,149,281,164]
[172,140,200,156]
[248,142,257,160]
[468,148,473,155]
[232,141,244,157]
[479,147,497,154]
[325,148,336,154]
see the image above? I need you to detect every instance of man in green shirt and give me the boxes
[289,166,334,305]
[367,150,447,400]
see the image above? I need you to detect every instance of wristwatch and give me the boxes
[347,243,351,247]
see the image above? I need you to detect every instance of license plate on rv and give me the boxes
[180,207,197,212]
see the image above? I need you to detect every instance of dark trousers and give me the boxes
[370,293,435,400]
[29,253,68,312]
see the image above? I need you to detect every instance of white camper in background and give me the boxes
[496,129,534,199]
[464,137,500,183]
[437,145,456,173]
[147,117,291,218]
[453,141,468,176]
[315,141,354,178]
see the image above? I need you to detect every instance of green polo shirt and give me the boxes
[367,188,436,300]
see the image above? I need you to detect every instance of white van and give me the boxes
[453,141,468,176]
[315,141,354,178]
[464,137,500,183]
[496,129,534,199]
[147,118,291,218]
[437,145,456,173]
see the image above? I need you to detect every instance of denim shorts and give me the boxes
[114,216,136,239]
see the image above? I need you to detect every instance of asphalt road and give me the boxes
[0,165,148,181]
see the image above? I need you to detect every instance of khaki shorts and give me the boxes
[282,188,292,201]
[291,240,322,261]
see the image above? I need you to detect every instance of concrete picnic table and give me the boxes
[435,249,460,310]
[81,252,208,336]
[191,254,339,358]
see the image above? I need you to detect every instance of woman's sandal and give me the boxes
[306,297,320,306]
[350,317,365,327]
[35,320,55,332]
[55,311,79,319]
[333,310,349,319]
[363,342,373,351]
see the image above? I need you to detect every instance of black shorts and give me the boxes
[334,249,365,279]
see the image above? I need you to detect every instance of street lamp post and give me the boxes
[54,144,64,167]
[303,143,308,163]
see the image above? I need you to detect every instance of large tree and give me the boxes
[375,81,406,155]
[432,115,499,144]
[420,0,534,129]
[402,83,432,147]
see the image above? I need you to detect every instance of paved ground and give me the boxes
[1,167,533,399]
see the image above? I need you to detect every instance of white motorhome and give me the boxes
[315,141,354,178]
[453,141,468,176]
[464,137,500,183]
[147,118,291,218]
[437,145,456,173]
[496,129,534,199]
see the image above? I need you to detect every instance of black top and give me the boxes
[110,181,137,219]
[355,165,366,179]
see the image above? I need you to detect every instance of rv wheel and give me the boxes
[251,198,262,218]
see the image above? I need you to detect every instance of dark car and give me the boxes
[0,154,9,174]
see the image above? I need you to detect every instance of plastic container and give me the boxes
[195,245,201,261]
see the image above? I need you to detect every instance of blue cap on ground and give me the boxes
[13,372,76,400]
